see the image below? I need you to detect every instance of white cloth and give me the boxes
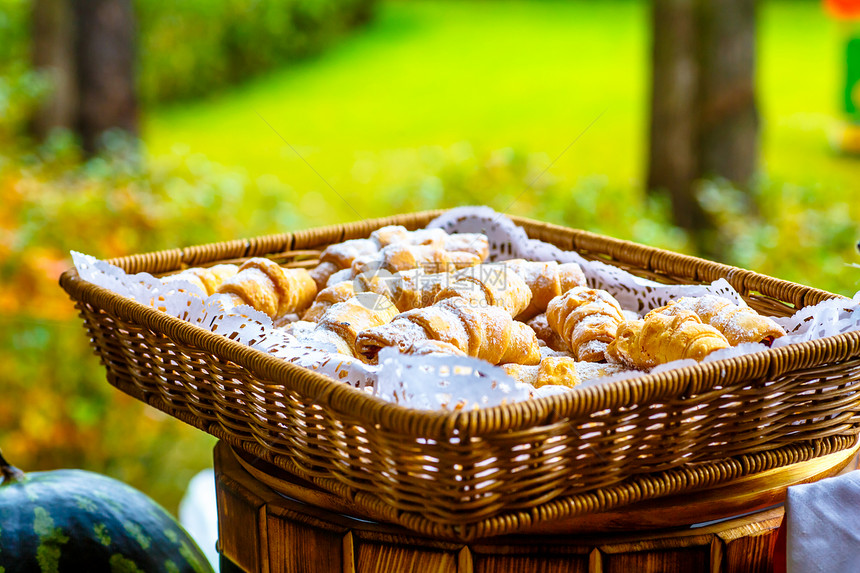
[179,469,219,571]
[786,469,860,573]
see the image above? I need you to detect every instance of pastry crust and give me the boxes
[162,264,239,296]
[654,295,786,345]
[311,239,379,289]
[546,287,625,362]
[366,243,482,275]
[526,313,570,352]
[302,281,356,322]
[504,260,587,320]
[441,233,490,260]
[309,227,490,289]
[364,264,532,316]
[216,258,317,318]
[400,339,467,357]
[502,356,580,389]
[310,261,341,291]
[161,270,208,295]
[355,297,541,366]
[360,268,445,312]
[433,268,532,317]
[311,295,399,358]
[369,225,414,248]
[606,309,731,369]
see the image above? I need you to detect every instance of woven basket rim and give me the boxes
[60,210,859,439]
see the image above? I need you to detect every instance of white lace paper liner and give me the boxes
[72,207,860,410]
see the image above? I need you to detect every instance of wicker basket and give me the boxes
[60,211,860,540]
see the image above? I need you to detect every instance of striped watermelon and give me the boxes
[0,451,214,573]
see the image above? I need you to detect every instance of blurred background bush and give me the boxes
[1,0,858,515]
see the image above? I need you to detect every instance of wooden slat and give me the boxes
[266,507,346,573]
[353,539,458,573]
[215,442,281,573]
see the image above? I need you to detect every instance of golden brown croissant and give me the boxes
[439,233,490,260]
[369,225,414,247]
[654,295,786,346]
[433,267,532,317]
[161,264,239,296]
[546,287,625,362]
[357,243,482,275]
[606,309,731,369]
[161,271,207,296]
[503,260,587,320]
[216,257,317,318]
[363,264,530,315]
[302,281,356,322]
[502,356,580,389]
[355,297,541,365]
[360,268,445,312]
[370,225,490,257]
[400,339,467,357]
[309,295,398,357]
[372,225,490,258]
[526,313,570,352]
[310,227,490,289]
[310,238,379,289]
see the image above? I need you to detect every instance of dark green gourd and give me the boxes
[0,449,214,573]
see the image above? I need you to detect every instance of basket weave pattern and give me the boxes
[61,212,860,539]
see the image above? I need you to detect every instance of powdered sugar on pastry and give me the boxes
[546,287,625,362]
[657,295,786,345]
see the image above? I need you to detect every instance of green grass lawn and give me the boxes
[145,0,645,225]
[145,0,854,202]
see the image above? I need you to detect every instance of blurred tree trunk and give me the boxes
[647,0,758,251]
[73,0,138,153]
[697,0,758,185]
[30,0,77,138]
[30,0,138,154]
[646,0,706,231]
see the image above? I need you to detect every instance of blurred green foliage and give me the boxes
[0,0,374,515]
[0,0,375,108]
[0,0,47,145]
[136,0,375,102]
[0,135,304,513]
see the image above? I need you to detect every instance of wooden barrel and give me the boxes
[214,441,858,573]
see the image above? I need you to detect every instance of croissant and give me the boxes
[400,339,467,357]
[502,356,580,389]
[546,287,625,362]
[526,313,570,352]
[360,268,445,312]
[370,225,490,258]
[310,238,379,289]
[161,271,207,296]
[654,295,786,346]
[216,257,317,318]
[606,309,731,369]
[161,264,239,296]
[503,260,587,320]
[369,225,415,248]
[363,264,530,315]
[439,233,490,260]
[310,227,491,289]
[433,267,532,317]
[355,297,541,365]
[302,281,356,322]
[305,295,398,358]
[358,243,483,275]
